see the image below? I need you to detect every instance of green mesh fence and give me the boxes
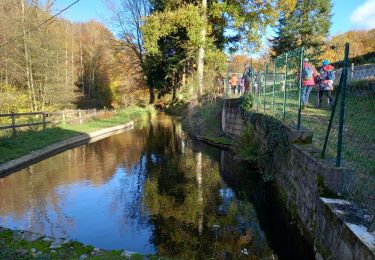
[342,52,375,175]
[251,48,304,125]
[228,44,375,178]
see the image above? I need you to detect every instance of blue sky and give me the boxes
[57,0,375,36]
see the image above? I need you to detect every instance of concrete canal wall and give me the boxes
[222,98,375,260]
[0,121,134,176]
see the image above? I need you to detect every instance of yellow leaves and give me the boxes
[142,4,204,55]
[278,0,297,13]
[0,84,30,114]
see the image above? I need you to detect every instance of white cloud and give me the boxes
[350,0,375,29]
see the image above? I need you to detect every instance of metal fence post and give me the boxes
[11,112,16,136]
[297,47,304,130]
[226,68,229,97]
[250,59,253,93]
[238,64,241,95]
[257,70,260,111]
[283,53,288,120]
[272,59,276,111]
[336,43,350,167]
[264,63,267,113]
[321,65,345,158]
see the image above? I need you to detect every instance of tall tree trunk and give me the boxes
[197,0,207,101]
[5,62,8,85]
[149,81,155,104]
[21,0,37,111]
[181,64,186,94]
[65,23,68,94]
[79,24,84,100]
[71,25,74,90]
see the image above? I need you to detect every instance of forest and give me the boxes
[1,0,374,114]
[0,0,148,114]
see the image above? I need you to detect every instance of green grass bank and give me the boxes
[0,106,155,164]
[166,98,232,146]
[0,227,171,260]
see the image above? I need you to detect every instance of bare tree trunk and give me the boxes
[65,23,68,94]
[181,64,186,94]
[149,81,155,104]
[197,0,207,101]
[5,62,8,85]
[79,24,84,100]
[21,0,37,111]
[71,24,74,99]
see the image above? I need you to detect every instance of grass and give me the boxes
[252,85,375,176]
[0,106,155,164]
[0,227,172,259]
[180,98,233,144]
[165,97,233,146]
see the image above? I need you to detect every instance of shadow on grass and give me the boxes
[0,127,86,164]
[0,106,154,169]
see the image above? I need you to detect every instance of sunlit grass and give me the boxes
[0,106,155,164]
[253,88,375,175]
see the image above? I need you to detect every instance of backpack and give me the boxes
[319,68,335,90]
[327,70,335,81]
[303,65,313,81]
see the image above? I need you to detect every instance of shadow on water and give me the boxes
[0,113,314,259]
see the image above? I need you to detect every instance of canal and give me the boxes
[0,114,314,259]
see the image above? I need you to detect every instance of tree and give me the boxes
[108,0,155,103]
[0,1,140,113]
[270,0,332,58]
[142,0,297,102]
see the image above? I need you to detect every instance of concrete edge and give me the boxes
[0,121,134,177]
[316,197,375,259]
[193,135,232,150]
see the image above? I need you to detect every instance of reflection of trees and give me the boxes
[142,125,274,258]
[0,115,275,258]
[0,129,145,234]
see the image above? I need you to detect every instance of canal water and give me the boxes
[0,114,314,259]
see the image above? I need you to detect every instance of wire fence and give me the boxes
[225,44,375,177]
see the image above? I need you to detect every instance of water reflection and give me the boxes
[0,114,312,259]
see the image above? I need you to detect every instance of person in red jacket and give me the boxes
[301,58,317,108]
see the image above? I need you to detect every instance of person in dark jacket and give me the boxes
[317,59,335,108]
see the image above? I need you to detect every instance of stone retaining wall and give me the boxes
[222,98,375,260]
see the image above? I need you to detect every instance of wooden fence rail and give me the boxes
[0,112,47,135]
[0,109,106,135]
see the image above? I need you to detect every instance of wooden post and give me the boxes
[78,109,82,124]
[42,112,46,131]
[62,113,66,125]
[11,112,16,136]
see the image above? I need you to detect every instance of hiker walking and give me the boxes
[229,74,238,95]
[243,65,252,93]
[300,58,317,108]
[317,59,335,108]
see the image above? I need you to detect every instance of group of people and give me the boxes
[228,58,336,108]
[301,58,335,108]
[227,65,254,95]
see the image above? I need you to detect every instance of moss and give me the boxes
[204,136,232,145]
[0,227,172,259]
[234,125,259,162]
